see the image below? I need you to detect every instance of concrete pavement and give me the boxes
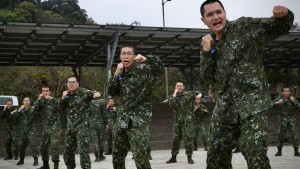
[1,146,299,169]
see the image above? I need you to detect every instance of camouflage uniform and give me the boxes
[193,104,208,149]
[200,11,294,169]
[2,107,19,159]
[108,55,164,169]
[33,98,61,164]
[89,99,106,160]
[169,91,198,156]
[276,97,300,148]
[61,87,95,169]
[106,105,117,152]
[15,106,39,160]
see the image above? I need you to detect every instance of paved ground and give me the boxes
[1,146,300,169]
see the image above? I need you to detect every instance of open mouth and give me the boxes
[213,21,222,26]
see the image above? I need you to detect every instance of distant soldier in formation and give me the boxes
[193,95,208,151]
[105,98,117,155]
[274,86,300,157]
[166,81,201,164]
[108,44,164,169]
[61,75,101,169]
[2,99,19,160]
[15,97,39,166]
[33,85,61,169]
[89,99,107,162]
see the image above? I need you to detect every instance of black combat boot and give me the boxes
[4,155,13,160]
[275,147,282,156]
[166,155,177,163]
[54,162,59,169]
[33,157,39,166]
[294,147,300,156]
[204,144,208,151]
[147,150,152,160]
[37,161,50,169]
[17,158,24,165]
[187,155,194,164]
[98,151,106,161]
[94,152,100,162]
[105,148,112,155]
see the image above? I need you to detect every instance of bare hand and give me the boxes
[202,34,213,52]
[18,105,25,112]
[93,92,101,98]
[44,95,53,100]
[272,6,289,18]
[291,96,295,102]
[173,88,178,97]
[275,99,283,104]
[62,91,68,99]
[38,94,44,100]
[114,63,124,77]
[134,54,147,63]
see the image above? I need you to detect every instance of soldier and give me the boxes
[193,95,208,151]
[33,85,61,169]
[89,99,106,162]
[61,75,101,169]
[108,44,164,169]
[105,98,117,155]
[2,100,19,160]
[274,86,300,156]
[15,97,39,166]
[166,81,201,164]
[199,0,294,168]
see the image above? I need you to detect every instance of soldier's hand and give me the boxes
[3,105,7,111]
[173,88,178,97]
[38,94,44,100]
[112,107,116,111]
[134,54,147,63]
[62,91,68,100]
[272,6,289,18]
[44,95,53,100]
[114,63,124,77]
[291,96,295,102]
[275,99,283,104]
[202,34,213,52]
[93,92,101,98]
[18,105,25,112]
[106,124,109,130]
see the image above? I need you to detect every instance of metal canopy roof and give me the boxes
[0,22,300,68]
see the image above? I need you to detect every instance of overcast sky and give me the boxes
[78,0,299,29]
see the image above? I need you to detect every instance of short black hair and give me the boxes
[281,86,290,92]
[41,84,51,91]
[176,80,184,84]
[66,75,79,83]
[121,44,135,54]
[200,0,225,17]
[6,99,13,104]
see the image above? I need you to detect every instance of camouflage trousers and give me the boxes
[193,122,207,147]
[113,122,151,169]
[63,128,91,169]
[170,120,193,155]
[19,128,39,159]
[106,121,116,150]
[207,111,271,169]
[5,126,19,158]
[40,126,61,163]
[277,116,299,148]
[145,126,152,151]
[90,122,105,154]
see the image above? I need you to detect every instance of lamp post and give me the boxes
[162,0,171,28]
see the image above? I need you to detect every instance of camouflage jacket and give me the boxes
[276,97,300,119]
[33,98,61,133]
[89,99,107,125]
[193,104,208,124]
[169,91,199,123]
[106,106,117,126]
[200,11,294,123]
[61,87,95,132]
[2,107,18,127]
[14,106,36,134]
[108,55,164,128]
